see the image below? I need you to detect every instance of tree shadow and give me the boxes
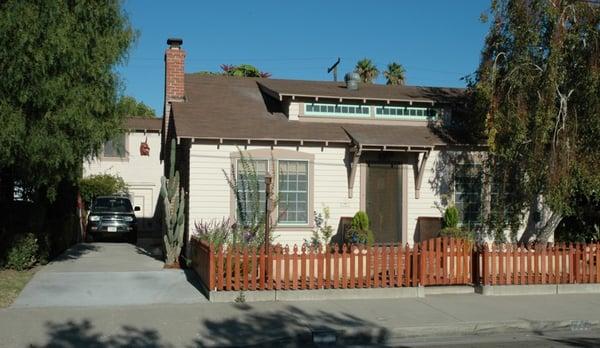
[50,243,101,261]
[545,336,600,348]
[134,244,164,262]
[192,304,390,347]
[31,319,171,348]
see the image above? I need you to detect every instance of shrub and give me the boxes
[346,211,374,245]
[306,207,334,248]
[442,205,459,228]
[79,174,128,206]
[194,218,234,248]
[6,233,39,271]
[439,227,474,242]
[223,149,278,247]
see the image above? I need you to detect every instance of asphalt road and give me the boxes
[393,330,600,348]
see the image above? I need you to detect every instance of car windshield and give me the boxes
[92,197,133,213]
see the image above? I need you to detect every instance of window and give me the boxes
[103,134,127,158]
[236,159,268,225]
[454,164,483,227]
[278,160,309,224]
[490,180,515,223]
[232,150,313,228]
[92,197,133,213]
[374,106,439,120]
[304,103,370,117]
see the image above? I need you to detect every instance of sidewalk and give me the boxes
[1,293,599,347]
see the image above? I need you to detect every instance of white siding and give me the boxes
[83,131,163,233]
[188,144,360,246]
[406,150,446,243]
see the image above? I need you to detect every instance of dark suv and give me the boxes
[86,195,140,244]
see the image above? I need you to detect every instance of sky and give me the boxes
[118,0,491,116]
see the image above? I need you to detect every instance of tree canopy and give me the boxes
[220,64,271,78]
[354,59,379,83]
[0,0,135,201]
[472,0,600,242]
[116,96,156,118]
[384,62,407,85]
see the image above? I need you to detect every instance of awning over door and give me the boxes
[343,124,446,199]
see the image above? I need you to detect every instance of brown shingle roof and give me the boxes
[343,124,445,148]
[171,74,450,146]
[125,117,162,131]
[258,78,465,104]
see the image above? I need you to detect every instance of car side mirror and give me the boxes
[134,206,141,211]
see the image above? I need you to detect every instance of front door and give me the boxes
[366,165,402,243]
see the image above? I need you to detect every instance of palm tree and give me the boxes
[354,58,379,84]
[384,62,406,85]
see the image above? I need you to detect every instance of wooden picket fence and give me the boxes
[479,242,600,285]
[419,237,474,286]
[191,237,473,291]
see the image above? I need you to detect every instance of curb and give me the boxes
[477,284,600,296]
[384,319,599,339]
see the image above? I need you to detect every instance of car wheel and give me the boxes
[85,234,94,243]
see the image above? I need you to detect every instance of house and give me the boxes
[83,117,163,239]
[161,38,510,248]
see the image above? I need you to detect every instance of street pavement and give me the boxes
[1,294,600,347]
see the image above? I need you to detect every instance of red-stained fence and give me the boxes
[479,242,600,285]
[191,237,473,291]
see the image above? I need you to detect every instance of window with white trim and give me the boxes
[375,106,439,120]
[304,103,370,117]
[278,160,309,224]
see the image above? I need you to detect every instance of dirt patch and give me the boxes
[0,267,37,308]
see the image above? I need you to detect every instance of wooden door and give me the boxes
[366,165,402,243]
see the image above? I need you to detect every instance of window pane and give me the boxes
[236,159,268,225]
[103,134,126,158]
[278,160,309,224]
[454,164,482,227]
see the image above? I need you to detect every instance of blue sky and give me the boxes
[118,0,490,116]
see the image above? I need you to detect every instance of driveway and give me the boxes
[12,243,207,308]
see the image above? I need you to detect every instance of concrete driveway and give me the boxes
[12,243,207,308]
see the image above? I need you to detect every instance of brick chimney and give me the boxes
[163,38,185,146]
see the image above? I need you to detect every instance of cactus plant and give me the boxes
[161,138,186,266]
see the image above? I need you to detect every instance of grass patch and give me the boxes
[0,268,37,308]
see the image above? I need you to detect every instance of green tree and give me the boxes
[220,64,271,78]
[79,174,128,206]
[116,96,156,118]
[383,62,406,85]
[472,0,600,242]
[354,58,379,84]
[0,0,135,244]
[0,0,135,202]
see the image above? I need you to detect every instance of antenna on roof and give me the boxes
[327,57,341,82]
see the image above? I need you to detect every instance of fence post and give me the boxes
[472,243,480,286]
[208,243,215,291]
[482,243,489,286]
[419,241,426,286]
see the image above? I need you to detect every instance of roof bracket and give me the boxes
[348,145,363,199]
[414,148,432,199]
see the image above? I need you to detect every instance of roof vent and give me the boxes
[344,72,360,90]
